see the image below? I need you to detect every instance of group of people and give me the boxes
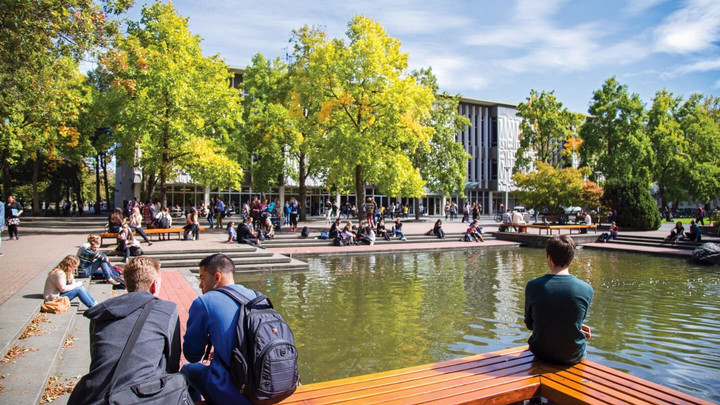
[57,253,292,404]
[329,217,407,246]
[54,234,593,405]
[666,220,702,243]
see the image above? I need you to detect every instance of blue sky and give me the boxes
[125,0,720,113]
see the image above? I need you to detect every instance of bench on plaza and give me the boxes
[525,224,598,235]
[99,227,206,245]
[280,346,710,404]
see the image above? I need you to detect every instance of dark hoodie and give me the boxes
[68,291,181,405]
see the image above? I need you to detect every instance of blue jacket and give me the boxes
[183,284,257,404]
[0,202,4,228]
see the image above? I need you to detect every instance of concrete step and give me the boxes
[147,255,292,269]
[107,251,274,263]
[262,234,496,248]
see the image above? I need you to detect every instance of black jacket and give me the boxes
[68,292,181,405]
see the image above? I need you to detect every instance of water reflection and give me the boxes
[236,248,720,402]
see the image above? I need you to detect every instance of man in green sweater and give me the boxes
[524,235,594,364]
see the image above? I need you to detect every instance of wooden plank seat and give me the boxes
[525,224,598,235]
[280,346,711,405]
[99,227,206,245]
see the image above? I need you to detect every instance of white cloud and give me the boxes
[623,0,667,15]
[653,0,720,54]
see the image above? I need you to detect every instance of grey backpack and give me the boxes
[215,287,299,405]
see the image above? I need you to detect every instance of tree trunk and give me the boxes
[102,153,110,211]
[415,197,420,220]
[355,164,365,218]
[75,164,84,215]
[95,154,101,214]
[299,154,307,222]
[31,152,40,216]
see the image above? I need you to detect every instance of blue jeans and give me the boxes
[60,286,95,308]
[208,213,214,228]
[181,363,208,403]
[89,260,115,280]
[393,229,405,238]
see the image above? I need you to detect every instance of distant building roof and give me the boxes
[459,96,517,109]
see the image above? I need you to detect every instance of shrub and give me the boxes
[602,178,661,230]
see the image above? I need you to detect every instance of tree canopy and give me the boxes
[105,2,243,206]
[512,161,601,213]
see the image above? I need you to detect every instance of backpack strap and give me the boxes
[107,299,155,394]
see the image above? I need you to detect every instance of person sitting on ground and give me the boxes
[108,208,124,233]
[686,220,702,242]
[376,218,391,241]
[524,235,594,365]
[78,241,120,285]
[67,257,183,405]
[237,217,263,249]
[183,207,200,240]
[431,219,445,239]
[465,223,483,242]
[363,225,376,245]
[260,217,275,240]
[129,207,153,245]
[341,223,356,245]
[227,221,237,242]
[603,221,619,242]
[77,234,100,257]
[329,218,342,239]
[44,255,96,308]
[667,221,685,243]
[392,218,407,241]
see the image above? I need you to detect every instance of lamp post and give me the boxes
[504,166,511,209]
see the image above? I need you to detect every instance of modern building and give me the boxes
[115,69,524,216]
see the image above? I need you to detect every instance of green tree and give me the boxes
[311,16,435,214]
[0,0,132,200]
[602,178,661,230]
[106,2,243,206]
[579,77,652,184]
[514,89,584,172]
[286,26,334,221]
[411,67,470,215]
[241,54,299,194]
[677,94,720,204]
[647,90,688,207]
[512,161,596,214]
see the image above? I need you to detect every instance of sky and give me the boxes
[124,0,720,113]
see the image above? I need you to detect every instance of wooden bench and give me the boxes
[526,224,598,235]
[280,346,711,404]
[99,227,206,245]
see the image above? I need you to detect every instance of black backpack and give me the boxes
[215,287,299,405]
[156,214,170,229]
[300,226,309,238]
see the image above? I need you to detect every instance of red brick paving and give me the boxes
[158,269,199,364]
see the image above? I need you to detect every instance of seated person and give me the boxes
[68,257,182,405]
[465,224,483,242]
[685,220,702,242]
[525,235,594,365]
[78,242,120,285]
[358,225,376,245]
[376,218,391,241]
[237,218,264,249]
[512,210,526,225]
[603,221,619,242]
[667,221,685,242]
[431,219,445,239]
[183,207,200,240]
[44,255,95,308]
[392,218,407,241]
[108,208,124,233]
[259,217,275,240]
[499,209,513,232]
[340,225,356,245]
[329,218,342,239]
[227,221,237,242]
[117,222,140,263]
[77,234,100,257]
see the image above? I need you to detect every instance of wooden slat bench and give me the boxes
[280,346,711,405]
[525,224,598,235]
[99,227,206,245]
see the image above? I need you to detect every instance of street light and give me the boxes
[504,166,511,209]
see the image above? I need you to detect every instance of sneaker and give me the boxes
[0,252,3,256]
[401,237,407,241]
[147,242,153,246]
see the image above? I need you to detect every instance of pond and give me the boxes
[236,248,720,402]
